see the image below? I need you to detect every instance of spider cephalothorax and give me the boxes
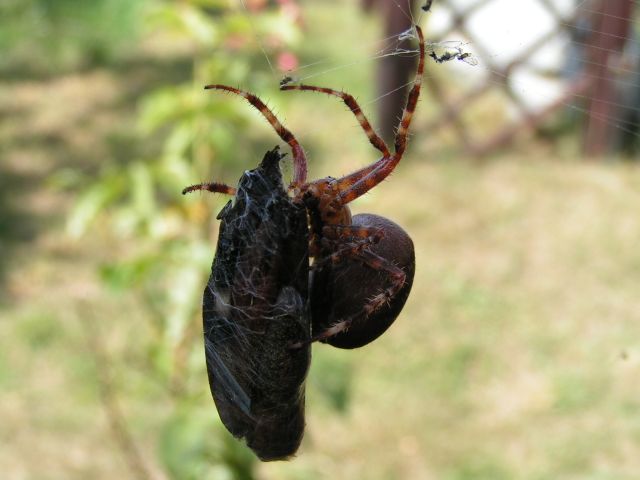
[184,25,425,459]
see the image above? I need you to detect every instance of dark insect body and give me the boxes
[201,148,310,461]
[184,25,426,460]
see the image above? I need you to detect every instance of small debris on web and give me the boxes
[392,48,417,57]
[398,27,416,42]
[421,0,434,13]
[280,75,297,87]
[427,43,478,66]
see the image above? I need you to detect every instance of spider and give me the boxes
[185,24,425,349]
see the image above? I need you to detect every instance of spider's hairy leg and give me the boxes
[280,84,390,157]
[204,84,308,186]
[332,24,426,205]
[182,182,237,196]
[317,237,377,268]
[393,24,425,159]
[321,224,384,243]
[312,224,385,268]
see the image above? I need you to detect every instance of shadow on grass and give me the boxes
[0,55,194,296]
[0,164,40,295]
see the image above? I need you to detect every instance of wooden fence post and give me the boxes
[583,0,634,156]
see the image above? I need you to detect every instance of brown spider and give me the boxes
[186,25,425,348]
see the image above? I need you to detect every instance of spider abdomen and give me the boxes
[311,213,415,349]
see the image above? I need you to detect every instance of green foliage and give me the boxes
[69,0,302,351]
[68,0,300,355]
[64,1,302,477]
[0,0,147,72]
[159,405,256,480]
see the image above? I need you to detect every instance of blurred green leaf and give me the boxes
[67,172,126,238]
[159,406,256,480]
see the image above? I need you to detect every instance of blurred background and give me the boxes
[1,0,640,478]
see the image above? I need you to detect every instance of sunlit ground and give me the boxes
[2,2,640,480]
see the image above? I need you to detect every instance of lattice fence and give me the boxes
[417,0,635,156]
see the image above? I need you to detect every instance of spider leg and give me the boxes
[204,85,308,186]
[321,224,384,242]
[293,248,407,347]
[332,24,425,205]
[312,225,384,268]
[393,25,425,159]
[280,85,390,157]
[182,182,237,196]
[316,240,374,268]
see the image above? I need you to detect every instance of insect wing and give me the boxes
[459,53,479,66]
